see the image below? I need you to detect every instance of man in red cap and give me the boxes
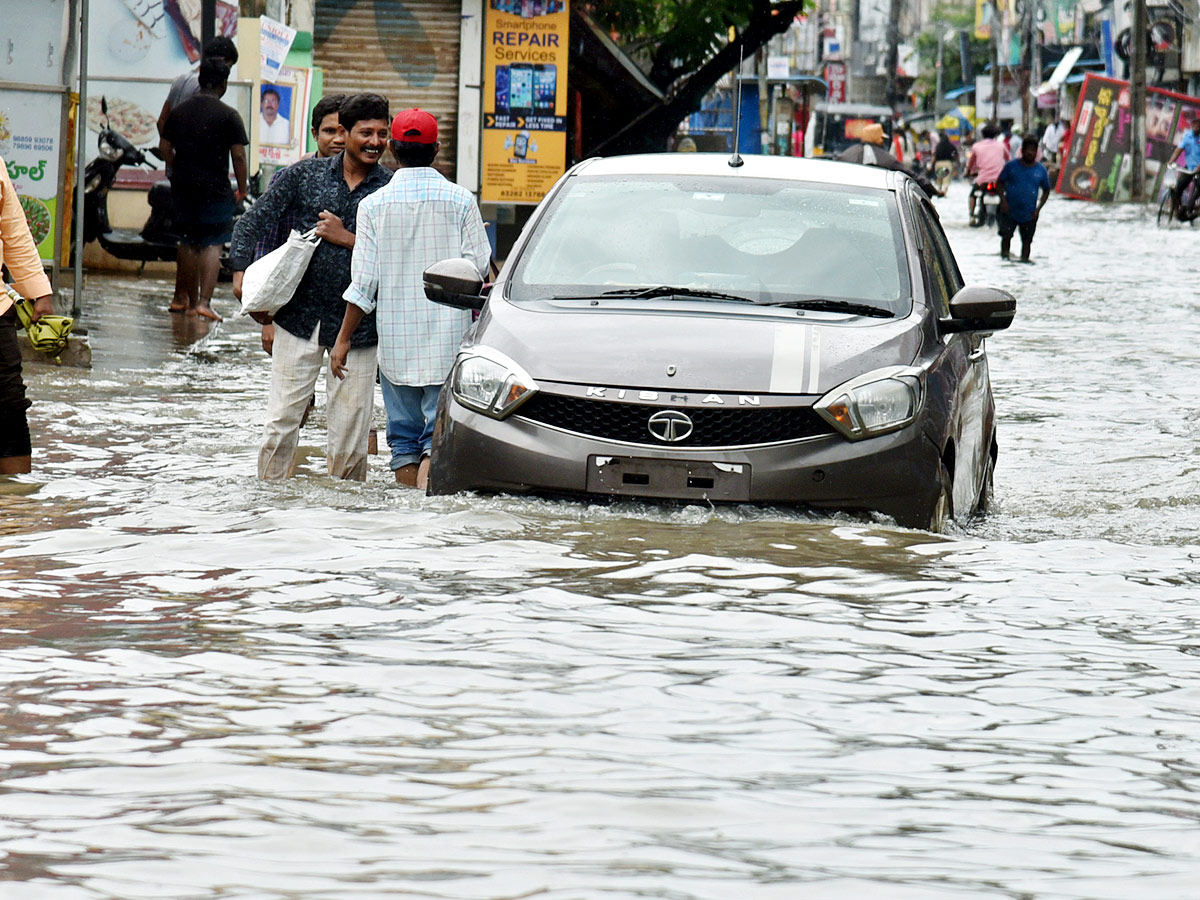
[331,108,491,490]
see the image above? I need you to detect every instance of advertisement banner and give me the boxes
[88,0,238,77]
[1057,74,1200,202]
[0,91,63,264]
[825,62,847,103]
[258,66,313,168]
[260,16,298,83]
[481,0,569,205]
[975,72,1022,120]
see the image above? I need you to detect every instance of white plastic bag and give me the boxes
[238,227,321,316]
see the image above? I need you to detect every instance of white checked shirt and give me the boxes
[344,167,491,386]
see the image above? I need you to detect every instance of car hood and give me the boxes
[467,298,923,395]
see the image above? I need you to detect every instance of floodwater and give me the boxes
[3,182,1199,899]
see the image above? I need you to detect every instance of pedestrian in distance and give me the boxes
[229,92,392,482]
[160,57,249,321]
[996,135,1051,263]
[838,123,941,197]
[0,154,56,474]
[1167,117,1200,221]
[156,35,239,146]
[156,36,240,316]
[966,123,1010,222]
[932,131,959,194]
[331,108,491,490]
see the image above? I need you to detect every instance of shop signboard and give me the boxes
[824,62,847,103]
[1057,74,1200,202]
[975,72,1022,120]
[481,0,569,205]
[0,91,63,264]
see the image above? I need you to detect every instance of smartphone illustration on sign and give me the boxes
[508,64,533,118]
[495,65,510,112]
[514,130,530,158]
[533,64,556,114]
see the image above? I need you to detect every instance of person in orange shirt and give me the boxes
[1,155,55,474]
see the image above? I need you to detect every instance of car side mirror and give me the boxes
[940,285,1016,334]
[423,258,486,312]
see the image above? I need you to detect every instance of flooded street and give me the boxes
[3,182,1200,899]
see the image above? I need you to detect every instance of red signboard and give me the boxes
[824,63,847,103]
[1058,73,1200,202]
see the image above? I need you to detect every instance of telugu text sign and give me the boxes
[1057,74,1200,202]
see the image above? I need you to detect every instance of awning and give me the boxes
[739,74,828,91]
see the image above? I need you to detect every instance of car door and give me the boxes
[912,194,989,516]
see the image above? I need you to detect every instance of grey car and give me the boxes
[423,153,1015,531]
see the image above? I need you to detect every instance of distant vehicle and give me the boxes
[969,181,1002,227]
[804,102,895,158]
[422,153,1016,531]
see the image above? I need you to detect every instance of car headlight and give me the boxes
[814,366,924,440]
[452,348,538,418]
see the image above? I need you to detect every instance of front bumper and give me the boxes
[430,395,945,528]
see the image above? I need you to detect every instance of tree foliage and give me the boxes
[911,5,991,109]
[584,0,811,154]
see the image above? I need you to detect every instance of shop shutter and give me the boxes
[314,0,463,180]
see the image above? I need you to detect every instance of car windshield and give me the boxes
[508,174,911,316]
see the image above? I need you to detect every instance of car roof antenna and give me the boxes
[728,26,744,169]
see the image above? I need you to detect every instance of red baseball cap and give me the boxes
[391,108,438,144]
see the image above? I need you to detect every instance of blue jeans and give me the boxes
[380,377,441,470]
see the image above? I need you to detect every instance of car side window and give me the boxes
[922,202,965,296]
[915,205,952,317]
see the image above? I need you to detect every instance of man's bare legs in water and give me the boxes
[173,243,224,321]
[192,244,223,321]
[171,245,198,312]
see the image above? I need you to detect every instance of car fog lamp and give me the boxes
[815,368,923,440]
[452,350,537,418]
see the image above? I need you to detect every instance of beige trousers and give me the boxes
[258,321,376,481]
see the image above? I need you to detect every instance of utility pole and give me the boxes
[1031,3,1042,125]
[990,1,1000,122]
[884,0,903,108]
[936,29,945,114]
[1130,0,1147,202]
[201,0,216,47]
[1021,0,1034,132]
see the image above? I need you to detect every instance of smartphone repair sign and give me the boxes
[481,0,569,205]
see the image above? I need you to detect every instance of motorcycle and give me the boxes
[968,181,1001,228]
[82,98,179,267]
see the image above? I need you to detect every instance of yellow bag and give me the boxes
[8,287,74,358]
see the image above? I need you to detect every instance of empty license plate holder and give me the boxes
[587,456,750,502]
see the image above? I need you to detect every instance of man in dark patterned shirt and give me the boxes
[230,92,391,482]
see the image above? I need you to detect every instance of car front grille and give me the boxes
[515,393,834,447]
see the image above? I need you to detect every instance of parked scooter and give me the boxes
[82,98,253,278]
[968,181,1001,227]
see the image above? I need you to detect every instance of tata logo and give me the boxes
[647,410,694,442]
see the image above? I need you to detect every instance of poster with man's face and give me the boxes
[258,67,311,167]
[259,84,295,147]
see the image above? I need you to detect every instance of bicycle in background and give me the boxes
[1158,164,1199,226]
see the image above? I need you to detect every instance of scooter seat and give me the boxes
[98,229,178,262]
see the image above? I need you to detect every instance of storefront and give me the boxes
[0,0,74,288]
[313,0,464,181]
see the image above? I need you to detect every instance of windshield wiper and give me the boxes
[763,298,895,318]
[598,285,756,303]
